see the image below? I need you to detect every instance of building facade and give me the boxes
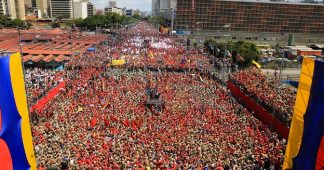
[125,9,133,17]
[0,0,6,16]
[1,0,26,19]
[160,0,170,10]
[176,0,324,45]
[87,2,94,17]
[109,0,117,8]
[104,7,123,15]
[73,0,87,19]
[49,0,72,19]
[36,0,49,18]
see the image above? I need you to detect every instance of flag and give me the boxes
[148,50,155,59]
[252,60,261,69]
[110,115,118,122]
[90,117,97,128]
[236,54,244,62]
[283,58,324,169]
[0,53,37,169]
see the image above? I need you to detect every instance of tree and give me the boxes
[231,41,260,67]
[132,14,141,20]
[57,13,71,20]
[148,16,164,26]
[51,20,61,28]
[204,39,260,67]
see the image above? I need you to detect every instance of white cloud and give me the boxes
[90,0,152,11]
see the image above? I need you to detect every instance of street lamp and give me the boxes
[17,26,33,123]
[170,8,175,36]
[279,33,289,82]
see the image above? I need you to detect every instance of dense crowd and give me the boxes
[25,68,64,105]
[31,22,286,169]
[230,68,297,125]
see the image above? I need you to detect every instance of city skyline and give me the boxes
[91,0,152,11]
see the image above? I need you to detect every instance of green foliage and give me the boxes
[204,39,218,48]
[204,39,260,67]
[231,41,260,67]
[148,16,164,26]
[57,13,71,20]
[0,15,27,28]
[51,20,61,28]
[132,14,141,20]
[71,12,135,30]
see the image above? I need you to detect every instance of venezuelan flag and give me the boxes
[283,58,324,170]
[0,53,36,169]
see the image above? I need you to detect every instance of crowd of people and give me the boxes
[30,22,286,169]
[25,68,64,105]
[230,68,297,125]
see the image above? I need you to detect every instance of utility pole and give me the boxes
[170,8,174,36]
[17,27,32,123]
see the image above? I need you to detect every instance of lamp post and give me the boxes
[279,33,289,82]
[170,8,175,36]
[17,26,33,123]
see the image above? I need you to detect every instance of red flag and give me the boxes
[110,127,118,135]
[131,121,138,131]
[122,119,130,127]
[90,117,97,128]
[236,54,244,62]
[110,115,118,122]
[104,117,110,127]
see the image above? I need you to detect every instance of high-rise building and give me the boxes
[0,0,5,16]
[125,9,133,17]
[152,0,160,15]
[1,0,26,19]
[109,0,117,8]
[49,0,72,19]
[87,2,94,17]
[31,0,36,7]
[104,6,123,15]
[160,0,170,10]
[73,0,88,19]
[36,0,49,18]
[170,0,177,9]
[176,0,324,45]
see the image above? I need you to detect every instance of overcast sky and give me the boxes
[90,0,152,11]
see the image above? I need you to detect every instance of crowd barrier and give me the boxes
[227,81,289,139]
[30,81,65,113]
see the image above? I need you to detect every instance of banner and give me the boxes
[283,58,324,169]
[30,81,65,112]
[111,59,126,66]
[0,53,37,169]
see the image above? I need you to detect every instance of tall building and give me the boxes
[31,0,36,7]
[125,9,133,17]
[152,0,160,15]
[0,0,26,19]
[36,0,49,18]
[87,2,94,17]
[73,0,88,19]
[160,0,170,10]
[170,0,177,9]
[104,6,123,15]
[0,0,6,15]
[49,0,72,19]
[176,0,324,45]
[109,0,117,7]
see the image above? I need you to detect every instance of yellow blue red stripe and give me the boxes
[0,53,36,170]
[283,58,324,169]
